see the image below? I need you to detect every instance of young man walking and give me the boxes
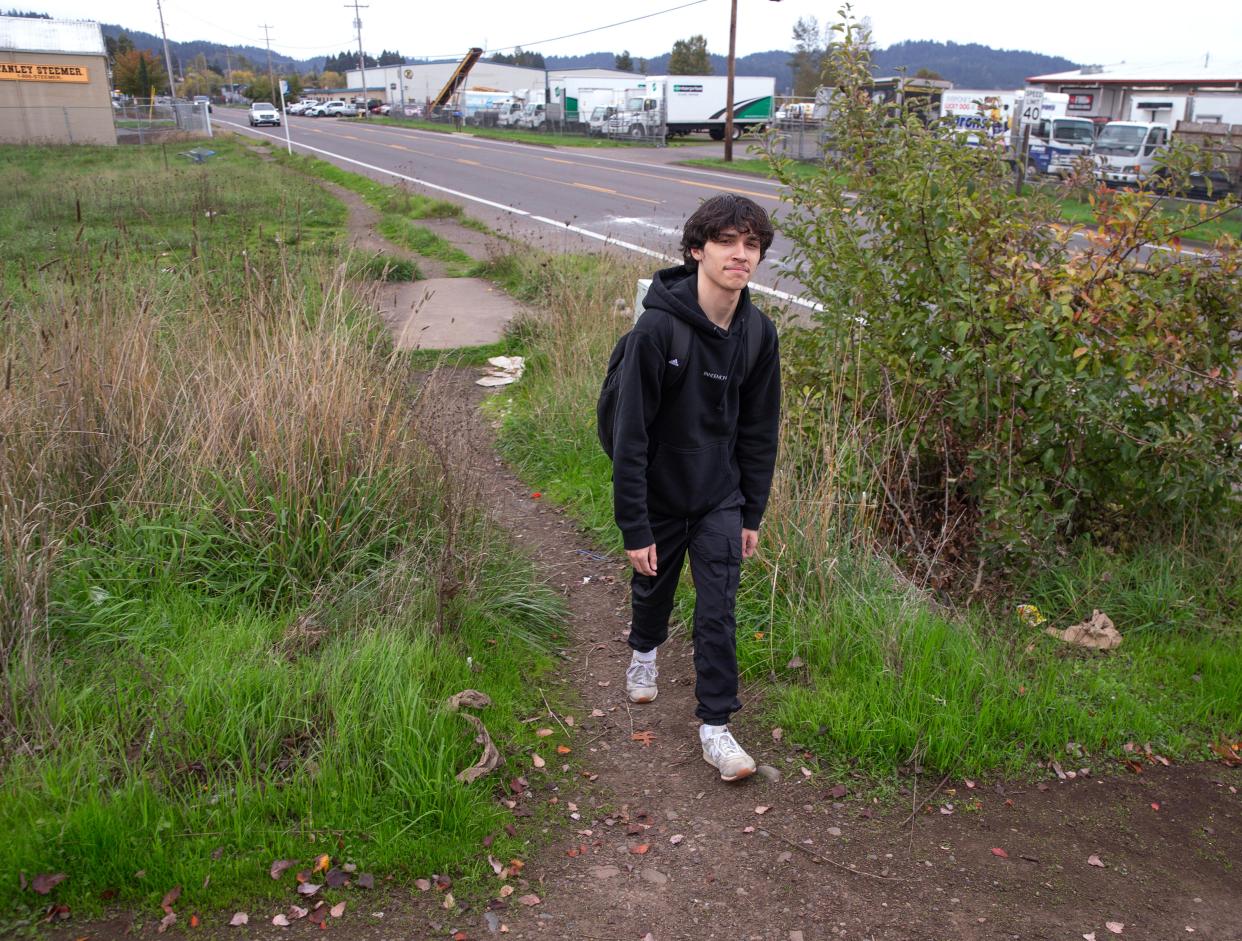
[610,193,781,781]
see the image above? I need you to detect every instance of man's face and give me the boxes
[691,227,762,293]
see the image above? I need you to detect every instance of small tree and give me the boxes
[668,35,711,75]
[769,12,1241,571]
[113,49,169,98]
[615,50,634,72]
[789,17,825,97]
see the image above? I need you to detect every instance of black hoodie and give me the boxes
[612,264,781,550]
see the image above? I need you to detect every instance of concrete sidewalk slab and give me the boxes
[380,277,520,349]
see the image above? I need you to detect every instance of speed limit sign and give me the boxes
[1019,90,1045,125]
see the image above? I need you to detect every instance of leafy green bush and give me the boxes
[770,15,1241,569]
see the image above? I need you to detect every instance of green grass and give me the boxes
[680,156,825,181]
[485,247,1242,785]
[0,142,571,919]
[274,149,483,276]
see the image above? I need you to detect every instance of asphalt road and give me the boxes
[216,110,815,308]
[217,111,1205,309]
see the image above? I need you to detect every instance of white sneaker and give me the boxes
[625,654,658,703]
[700,724,756,782]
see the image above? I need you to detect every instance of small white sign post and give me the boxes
[278,78,293,155]
[1013,89,1044,194]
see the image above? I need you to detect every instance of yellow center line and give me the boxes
[456,158,482,166]
[543,157,578,165]
[387,143,406,150]
[573,182,617,195]
[478,162,662,206]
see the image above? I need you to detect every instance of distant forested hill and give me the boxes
[98,23,321,73]
[546,41,1076,93]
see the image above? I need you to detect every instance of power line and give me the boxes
[484,0,709,55]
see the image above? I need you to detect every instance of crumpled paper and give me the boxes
[475,356,525,387]
[445,689,503,782]
[1045,610,1122,651]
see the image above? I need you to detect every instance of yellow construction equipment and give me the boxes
[431,47,484,112]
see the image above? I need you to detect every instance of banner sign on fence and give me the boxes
[0,62,90,83]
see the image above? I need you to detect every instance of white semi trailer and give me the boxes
[608,75,775,139]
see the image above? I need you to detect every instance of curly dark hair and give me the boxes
[680,193,775,268]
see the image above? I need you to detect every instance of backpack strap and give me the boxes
[663,315,694,392]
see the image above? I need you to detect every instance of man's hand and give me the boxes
[627,544,658,577]
[741,528,759,560]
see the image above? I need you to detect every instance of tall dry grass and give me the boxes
[0,253,457,734]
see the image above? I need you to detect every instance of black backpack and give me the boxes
[597,308,763,460]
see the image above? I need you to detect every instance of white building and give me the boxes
[346,59,633,107]
[1027,59,1242,125]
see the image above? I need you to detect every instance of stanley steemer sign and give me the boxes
[0,62,90,83]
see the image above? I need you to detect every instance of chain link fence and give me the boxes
[375,99,670,147]
[113,99,213,144]
[767,117,832,162]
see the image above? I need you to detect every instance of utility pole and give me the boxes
[723,0,781,162]
[260,24,276,101]
[224,49,234,101]
[154,0,178,100]
[344,0,369,108]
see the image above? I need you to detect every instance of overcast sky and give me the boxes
[25,0,1242,67]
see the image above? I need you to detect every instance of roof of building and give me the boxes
[0,15,106,55]
[1028,58,1242,85]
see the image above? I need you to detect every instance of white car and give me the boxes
[248,102,280,126]
[287,100,311,115]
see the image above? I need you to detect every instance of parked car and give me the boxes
[306,100,349,117]
[369,102,391,115]
[248,102,281,126]
[192,95,213,113]
[286,100,310,115]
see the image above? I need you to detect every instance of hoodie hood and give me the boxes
[645,265,751,408]
[645,264,753,338]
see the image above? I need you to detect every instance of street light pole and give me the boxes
[345,0,369,109]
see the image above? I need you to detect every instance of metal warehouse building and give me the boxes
[345,60,632,107]
[1027,59,1242,125]
[0,15,116,145]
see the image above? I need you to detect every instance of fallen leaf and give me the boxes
[517,894,541,906]
[295,869,311,884]
[190,913,200,928]
[631,730,655,747]
[325,868,348,888]
[442,892,455,910]
[590,709,605,718]
[754,805,770,815]
[742,826,755,833]
[771,727,783,741]
[271,914,290,927]
[565,716,574,726]
[270,859,297,880]
[991,847,1009,858]
[31,873,67,895]
[786,656,804,669]
[532,754,546,768]
[330,902,346,918]
[288,906,308,920]
[1106,922,1124,934]
[1084,934,1096,941]
[313,854,330,874]
[357,873,375,890]
[499,885,514,898]
[828,784,847,799]
[1151,803,1160,811]
[535,728,553,738]
[453,933,467,941]
[414,879,431,892]
[754,632,766,640]
[557,745,572,755]
[160,886,182,914]
[965,779,976,789]
[1088,855,1105,868]
[670,834,685,845]
[800,767,813,778]
[296,883,320,896]
[228,912,249,926]
[506,859,524,873]
[530,492,541,499]
[631,844,650,855]
[157,912,176,933]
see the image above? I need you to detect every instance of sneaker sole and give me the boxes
[628,689,657,703]
[702,748,756,782]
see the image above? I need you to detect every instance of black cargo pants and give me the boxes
[628,495,744,725]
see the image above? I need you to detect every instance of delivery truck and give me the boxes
[940,89,1095,175]
[607,75,775,139]
[548,76,634,131]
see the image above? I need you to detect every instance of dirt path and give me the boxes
[413,371,1241,941]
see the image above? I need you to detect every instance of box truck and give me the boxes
[608,75,775,139]
[940,89,1095,174]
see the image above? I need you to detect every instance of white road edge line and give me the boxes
[222,119,822,311]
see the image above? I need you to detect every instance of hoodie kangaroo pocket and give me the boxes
[648,440,732,517]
